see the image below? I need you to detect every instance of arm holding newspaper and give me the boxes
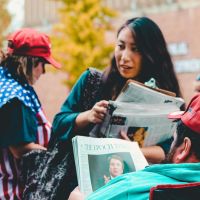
[74,100,108,132]
[121,131,165,163]
[112,78,184,163]
[141,146,165,163]
[52,69,106,140]
[69,113,200,200]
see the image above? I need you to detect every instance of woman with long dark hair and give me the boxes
[102,17,181,100]
[52,17,183,198]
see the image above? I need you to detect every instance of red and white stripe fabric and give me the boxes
[0,108,51,200]
[36,108,51,148]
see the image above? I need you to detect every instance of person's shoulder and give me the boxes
[1,97,22,110]
[0,98,36,123]
[86,67,103,82]
[78,67,103,83]
[79,67,102,79]
[87,67,103,76]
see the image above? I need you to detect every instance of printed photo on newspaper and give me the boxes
[89,80,185,147]
[72,136,148,197]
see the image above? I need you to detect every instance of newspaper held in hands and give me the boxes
[72,136,148,197]
[89,80,185,147]
[116,80,184,107]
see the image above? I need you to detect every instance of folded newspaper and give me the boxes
[72,135,148,196]
[116,80,183,107]
[89,80,185,147]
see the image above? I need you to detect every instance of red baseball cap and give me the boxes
[7,28,61,69]
[168,94,200,133]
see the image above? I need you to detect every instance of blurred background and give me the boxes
[1,0,200,122]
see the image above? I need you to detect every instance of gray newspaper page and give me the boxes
[89,81,185,147]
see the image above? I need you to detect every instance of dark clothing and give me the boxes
[52,68,104,197]
[0,66,51,199]
[0,98,37,147]
[52,69,103,140]
[52,68,173,198]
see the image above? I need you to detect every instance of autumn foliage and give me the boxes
[0,0,11,48]
[51,0,117,87]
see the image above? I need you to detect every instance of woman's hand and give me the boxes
[120,129,131,141]
[68,187,85,200]
[75,100,109,132]
[87,100,109,124]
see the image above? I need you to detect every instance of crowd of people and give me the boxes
[0,16,200,200]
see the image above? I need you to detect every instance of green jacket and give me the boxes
[87,163,200,200]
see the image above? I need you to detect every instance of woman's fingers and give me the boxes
[94,100,109,113]
[93,105,107,115]
[88,100,109,123]
[92,112,105,123]
[96,100,109,107]
[120,130,131,141]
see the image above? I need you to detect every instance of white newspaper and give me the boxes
[104,101,179,146]
[89,80,185,147]
[72,136,148,196]
[116,80,184,107]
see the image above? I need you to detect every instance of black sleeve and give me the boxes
[0,98,37,147]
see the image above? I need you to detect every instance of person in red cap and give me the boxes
[0,28,61,199]
[68,94,200,200]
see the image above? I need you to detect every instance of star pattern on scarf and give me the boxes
[0,66,41,113]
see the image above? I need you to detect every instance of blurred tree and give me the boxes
[0,0,11,48]
[51,0,117,87]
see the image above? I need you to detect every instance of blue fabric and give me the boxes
[87,163,200,200]
[0,66,41,113]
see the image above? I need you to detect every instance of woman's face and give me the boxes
[114,27,142,79]
[31,62,45,85]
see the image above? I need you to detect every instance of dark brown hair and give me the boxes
[108,154,124,170]
[175,120,200,160]
[0,51,44,84]
[102,17,182,102]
